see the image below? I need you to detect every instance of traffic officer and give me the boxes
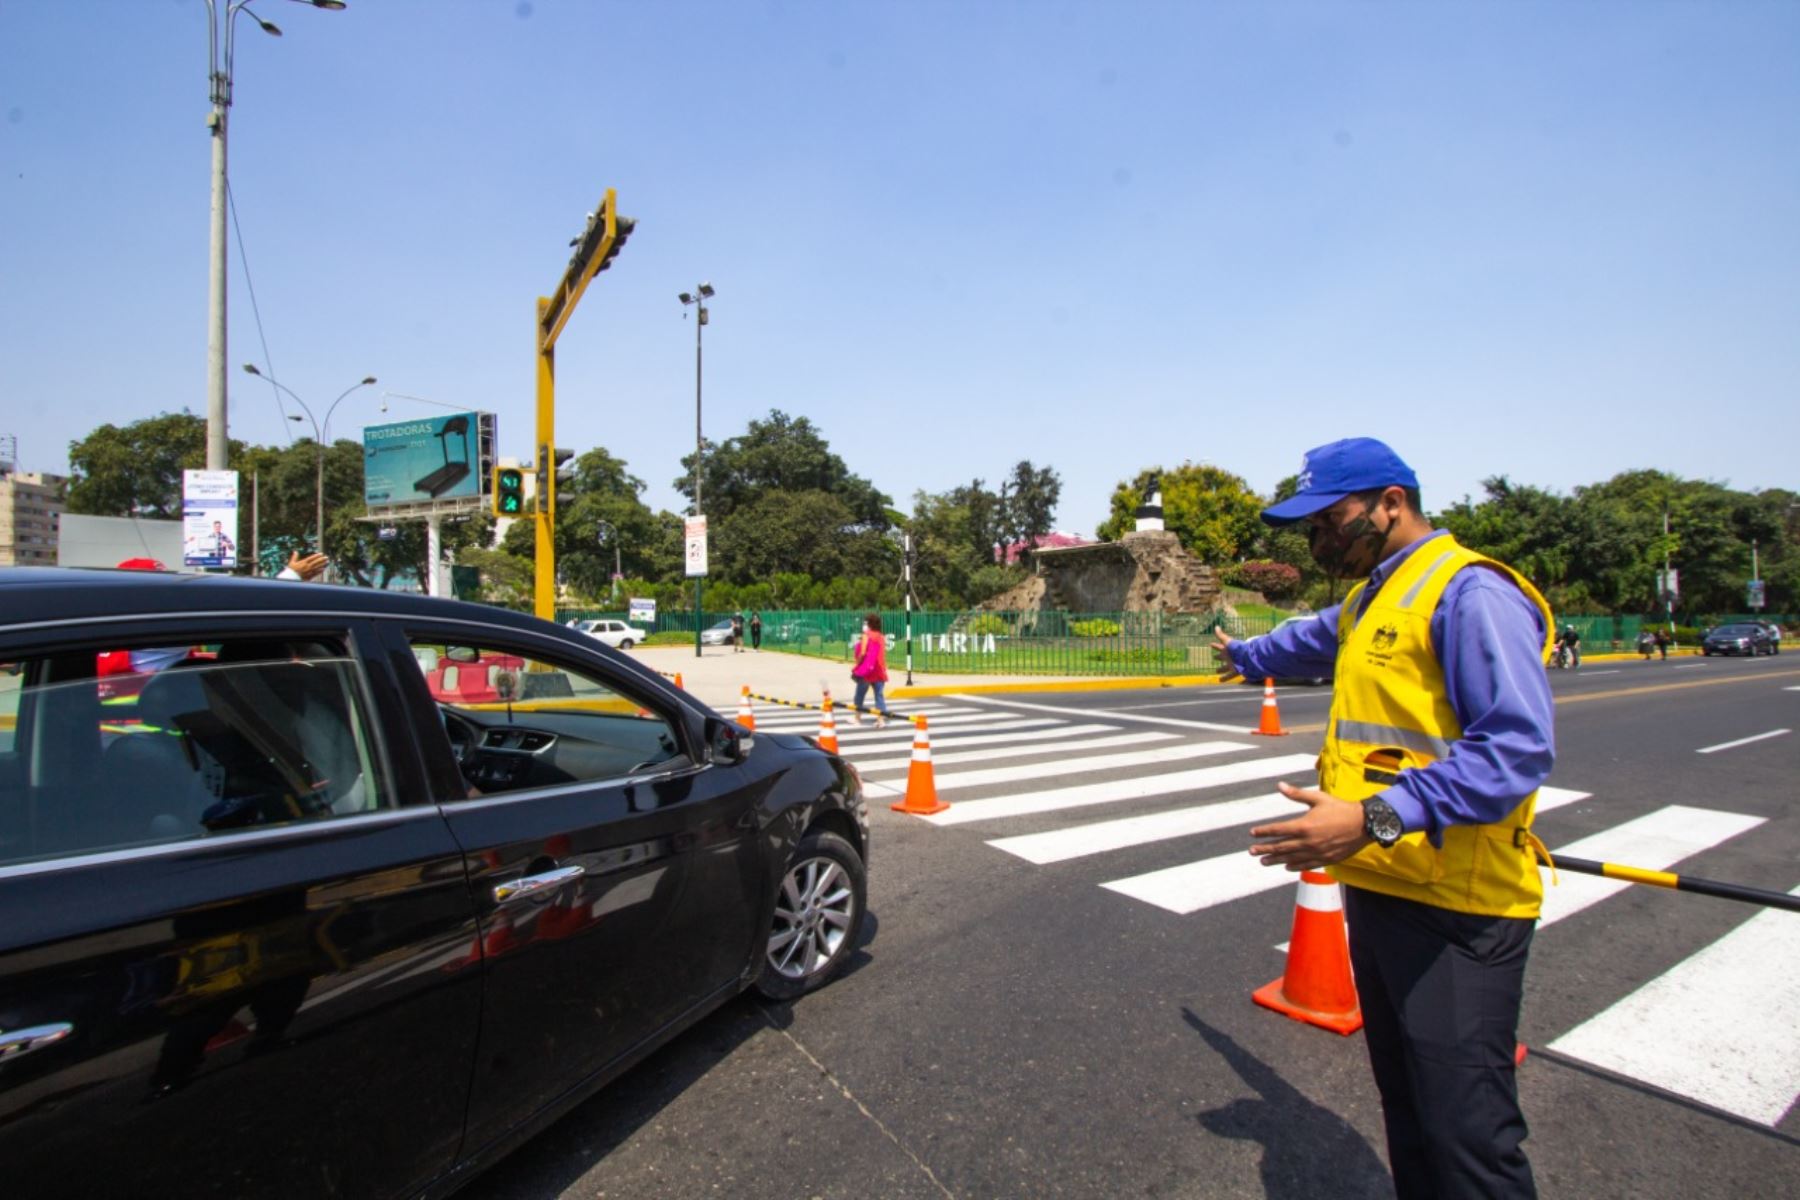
[1214,437,1555,1200]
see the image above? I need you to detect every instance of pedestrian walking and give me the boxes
[1637,629,1655,659]
[730,612,744,654]
[1653,626,1669,660]
[750,611,763,652]
[849,613,890,728]
[1214,437,1555,1200]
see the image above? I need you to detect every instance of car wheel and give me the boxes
[619,638,634,650]
[754,830,866,1001]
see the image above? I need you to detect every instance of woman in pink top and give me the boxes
[851,613,890,727]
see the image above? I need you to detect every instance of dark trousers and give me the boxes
[1343,886,1537,1200]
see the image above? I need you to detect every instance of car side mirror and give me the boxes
[704,716,748,765]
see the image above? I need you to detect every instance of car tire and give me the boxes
[754,830,866,1001]
[619,639,634,650]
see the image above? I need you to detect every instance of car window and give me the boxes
[409,637,686,796]
[0,637,389,869]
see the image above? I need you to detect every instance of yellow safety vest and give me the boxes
[1321,535,1555,918]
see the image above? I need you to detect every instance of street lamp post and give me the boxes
[244,365,375,550]
[203,0,348,471]
[679,283,714,657]
[596,521,622,604]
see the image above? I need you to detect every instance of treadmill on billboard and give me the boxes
[362,413,492,507]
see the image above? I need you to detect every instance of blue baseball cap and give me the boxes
[1260,438,1420,526]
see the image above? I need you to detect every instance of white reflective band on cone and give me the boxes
[1297,872,1341,912]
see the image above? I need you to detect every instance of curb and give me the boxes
[890,674,1238,699]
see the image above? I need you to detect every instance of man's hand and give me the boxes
[287,551,330,582]
[1212,627,1241,678]
[1248,781,1372,872]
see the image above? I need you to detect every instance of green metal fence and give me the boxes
[551,605,1789,675]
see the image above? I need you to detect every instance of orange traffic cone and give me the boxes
[737,686,756,730]
[1252,870,1362,1035]
[1252,677,1288,736]
[890,716,950,815]
[816,695,840,754]
[674,672,684,691]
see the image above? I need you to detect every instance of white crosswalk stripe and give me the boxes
[853,729,1176,774]
[925,753,1316,826]
[925,740,1256,795]
[1549,886,1800,1127]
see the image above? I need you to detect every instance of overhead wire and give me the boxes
[226,179,293,440]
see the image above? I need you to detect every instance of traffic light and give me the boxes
[493,466,525,517]
[535,446,575,513]
[566,192,636,285]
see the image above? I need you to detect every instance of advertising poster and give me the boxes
[684,515,708,578]
[629,597,657,626]
[181,469,240,569]
[363,412,487,508]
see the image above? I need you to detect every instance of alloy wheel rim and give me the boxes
[767,856,854,980]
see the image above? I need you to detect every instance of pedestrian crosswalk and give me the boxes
[746,695,1797,1128]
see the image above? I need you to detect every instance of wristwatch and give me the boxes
[1362,796,1404,848]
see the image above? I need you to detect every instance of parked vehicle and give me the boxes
[0,567,868,1199]
[1700,622,1776,656]
[573,617,646,650]
[700,618,737,646]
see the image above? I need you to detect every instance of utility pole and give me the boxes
[902,530,917,685]
[679,284,715,656]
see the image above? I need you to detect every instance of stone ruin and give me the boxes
[977,477,1222,622]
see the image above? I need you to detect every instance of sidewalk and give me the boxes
[629,645,1230,713]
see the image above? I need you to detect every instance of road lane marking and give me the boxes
[1091,785,1591,916]
[753,705,983,729]
[924,753,1318,826]
[1672,664,1704,670]
[1539,805,1765,927]
[1695,729,1791,755]
[853,729,1174,773]
[1109,692,1333,712]
[951,694,1252,734]
[838,723,1126,758]
[929,741,1255,794]
[1574,669,1619,676]
[988,793,1300,864]
[1548,886,1800,1127]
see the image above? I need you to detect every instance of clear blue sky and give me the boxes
[3,1,1797,536]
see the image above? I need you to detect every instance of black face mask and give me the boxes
[1308,502,1391,579]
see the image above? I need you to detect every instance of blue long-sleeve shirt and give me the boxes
[1225,531,1555,844]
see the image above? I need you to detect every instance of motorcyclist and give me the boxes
[1555,623,1582,668]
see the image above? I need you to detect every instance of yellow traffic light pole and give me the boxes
[531,188,634,621]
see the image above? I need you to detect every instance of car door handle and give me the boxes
[492,865,584,905]
[0,1022,73,1063]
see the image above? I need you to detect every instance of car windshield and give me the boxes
[1714,625,1759,636]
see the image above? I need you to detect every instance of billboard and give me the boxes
[181,469,239,569]
[363,412,494,511]
[685,515,708,578]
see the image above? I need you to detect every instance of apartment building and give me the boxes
[0,470,67,566]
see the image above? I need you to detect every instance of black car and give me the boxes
[1700,622,1775,656]
[0,568,869,1199]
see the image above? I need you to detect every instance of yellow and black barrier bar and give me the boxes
[1551,855,1800,914]
[744,691,923,724]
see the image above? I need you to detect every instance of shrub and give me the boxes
[1083,647,1187,668]
[1070,618,1122,638]
[1222,559,1302,600]
[968,613,1010,636]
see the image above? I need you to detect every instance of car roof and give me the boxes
[0,567,553,640]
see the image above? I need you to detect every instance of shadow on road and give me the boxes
[1183,1008,1392,1200]
[456,909,881,1199]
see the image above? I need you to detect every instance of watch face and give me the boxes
[1366,800,1403,845]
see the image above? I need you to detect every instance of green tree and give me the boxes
[1097,463,1263,565]
[66,412,249,518]
[673,410,891,527]
[997,460,1062,563]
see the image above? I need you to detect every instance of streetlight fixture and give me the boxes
[243,365,375,551]
[679,282,714,657]
[203,0,348,471]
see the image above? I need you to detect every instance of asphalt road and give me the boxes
[461,653,1800,1199]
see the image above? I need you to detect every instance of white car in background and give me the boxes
[574,618,646,650]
